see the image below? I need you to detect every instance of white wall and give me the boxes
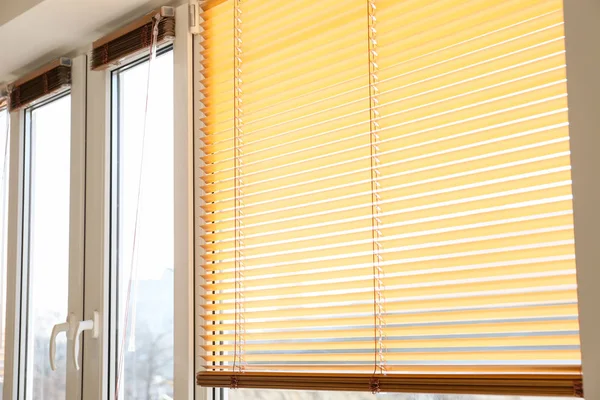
[0,0,180,85]
[0,0,44,26]
[563,1,600,398]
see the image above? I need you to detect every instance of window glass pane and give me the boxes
[24,95,71,399]
[228,389,578,400]
[111,50,174,399]
[0,108,10,398]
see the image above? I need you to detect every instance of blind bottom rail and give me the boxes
[197,371,583,398]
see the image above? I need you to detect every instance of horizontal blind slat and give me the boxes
[203,309,579,336]
[202,140,569,217]
[203,287,577,323]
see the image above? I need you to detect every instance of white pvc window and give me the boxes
[22,94,72,400]
[110,49,175,399]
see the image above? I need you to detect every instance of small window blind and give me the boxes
[8,58,71,111]
[90,6,175,70]
[196,0,582,397]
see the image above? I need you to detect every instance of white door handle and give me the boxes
[49,311,100,371]
[72,311,99,370]
[49,313,76,371]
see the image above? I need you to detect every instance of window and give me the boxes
[110,49,174,399]
[22,94,71,400]
[196,0,581,397]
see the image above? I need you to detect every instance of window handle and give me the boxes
[71,311,100,370]
[49,313,76,371]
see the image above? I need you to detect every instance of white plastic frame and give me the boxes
[67,54,88,400]
[82,47,112,400]
[174,4,202,400]
[3,102,26,400]
[3,55,88,400]
[82,4,199,400]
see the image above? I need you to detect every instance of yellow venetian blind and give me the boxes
[196,0,583,396]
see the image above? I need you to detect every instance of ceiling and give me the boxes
[0,0,181,86]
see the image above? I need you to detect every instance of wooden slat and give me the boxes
[197,371,583,397]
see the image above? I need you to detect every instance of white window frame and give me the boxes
[1,5,199,400]
[83,46,111,400]
[3,102,26,400]
[67,54,88,400]
[3,55,88,400]
[83,4,198,399]
[173,4,202,400]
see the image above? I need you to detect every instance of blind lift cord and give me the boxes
[114,12,162,400]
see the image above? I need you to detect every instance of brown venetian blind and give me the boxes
[196,0,583,397]
[90,6,175,70]
[8,58,71,111]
